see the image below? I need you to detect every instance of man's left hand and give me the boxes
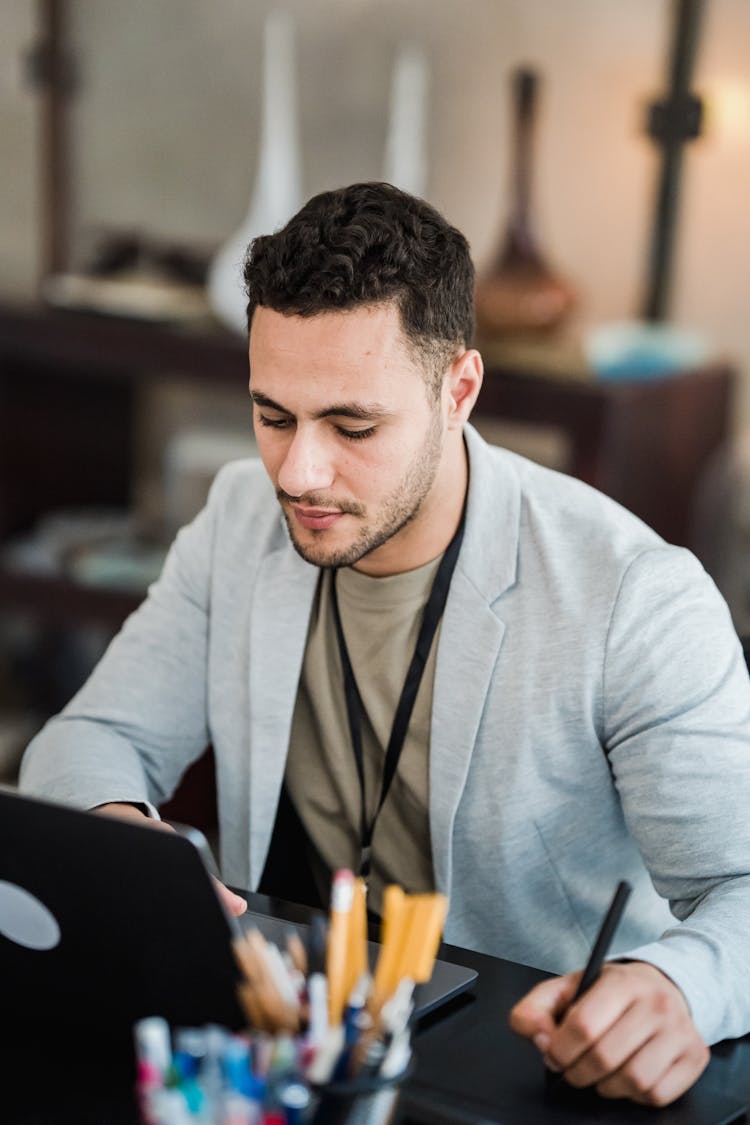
[509,961,709,1106]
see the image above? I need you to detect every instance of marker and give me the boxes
[172,1027,206,1081]
[380,977,415,1040]
[223,1037,254,1099]
[134,1016,172,1091]
[307,972,329,1049]
[278,1080,310,1125]
[343,973,372,1045]
[145,1088,192,1125]
[305,1025,345,1086]
[379,1030,412,1081]
[134,1016,172,1073]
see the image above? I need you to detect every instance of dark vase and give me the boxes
[475,67,576,337]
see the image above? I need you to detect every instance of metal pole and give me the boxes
[642,0,705,322]
[36,0,72,281]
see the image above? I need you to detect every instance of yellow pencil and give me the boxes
[400,893,449,983]
[327,868,356,1025]
[345,876,368,1002]
[370,884,408,1015]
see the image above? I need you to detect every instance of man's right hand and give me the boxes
[93,802,248,918]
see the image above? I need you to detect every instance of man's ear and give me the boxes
[445,349,483,429]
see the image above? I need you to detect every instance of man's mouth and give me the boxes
[290,505,346,531]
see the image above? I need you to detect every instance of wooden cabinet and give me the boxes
[477,359,733,549]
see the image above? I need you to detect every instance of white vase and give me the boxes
[207,11,303,335]
[383,43,430,198]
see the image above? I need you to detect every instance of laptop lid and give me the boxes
[0,789,245,1041]
[0,790,476,1042]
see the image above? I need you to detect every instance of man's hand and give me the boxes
[509,961,709,1106]
[93,802,248,918]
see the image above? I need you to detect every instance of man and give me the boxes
[21,183,750,1106]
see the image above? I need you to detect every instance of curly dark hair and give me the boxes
[243,182,474,394]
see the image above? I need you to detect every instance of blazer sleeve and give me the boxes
[19,468,227,814]
[602,545,750,1044]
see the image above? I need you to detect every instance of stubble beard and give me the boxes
[280,412,444,570]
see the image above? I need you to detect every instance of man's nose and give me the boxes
[277,427,335,498]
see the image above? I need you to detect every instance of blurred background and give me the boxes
[1,0,749,788]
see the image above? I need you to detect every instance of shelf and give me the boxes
[0,300,734,554]
[0,301,247,384]
[0,569,144,628]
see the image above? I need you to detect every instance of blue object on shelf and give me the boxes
[585,320,711,382]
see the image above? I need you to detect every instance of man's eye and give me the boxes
[337,426,376,441]
[258,414,292,430]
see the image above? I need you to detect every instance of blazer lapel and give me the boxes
[429,425,521,896]
[247,540,319,889]
[430,578,506,895]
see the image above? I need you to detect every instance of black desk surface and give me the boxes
[10,890,750,1124]
[248,893,750,1125]
[405,940,749,1124]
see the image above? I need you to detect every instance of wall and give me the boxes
[0,1,38,296]
[0,0,748,418]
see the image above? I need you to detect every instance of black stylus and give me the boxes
[572,879,632,1002]
[546,879,632,1092]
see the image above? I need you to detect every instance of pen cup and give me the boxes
[309,1063,411,1125]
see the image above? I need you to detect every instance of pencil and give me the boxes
[327,869,356,1026]
[410,893,449,983]
[346,876,368,1000]
[370,884,407,1016]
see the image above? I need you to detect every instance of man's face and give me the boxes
[249,303,449,574]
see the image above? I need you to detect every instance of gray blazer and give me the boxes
[21,424,750,1044]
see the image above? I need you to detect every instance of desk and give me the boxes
[405,942,750,1124]
[248,897,750,1125]
[10,890,747,1125]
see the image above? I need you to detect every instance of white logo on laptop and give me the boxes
[0,880,60,950]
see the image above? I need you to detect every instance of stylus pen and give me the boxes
[546,879,632,1092]
[573,879,632,1002]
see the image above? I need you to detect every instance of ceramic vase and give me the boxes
[474,67,575,337]
[207,11,303,335]
[383,43,430,197]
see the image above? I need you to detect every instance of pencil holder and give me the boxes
[133,1017,412,1124]
[309,1062,411,1125]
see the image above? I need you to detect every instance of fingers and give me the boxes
[226,888,248,916]
[546,963,689,1077]
[512,961,709,1107]
[213,877,248,917]
[560,993,659,1087]
[596,1037,710,1106]
[509,972,582,1041]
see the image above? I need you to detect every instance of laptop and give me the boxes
[0,789,476,1046]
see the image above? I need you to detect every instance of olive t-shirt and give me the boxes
[284,557,441,914]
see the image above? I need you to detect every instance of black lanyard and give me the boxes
[330,513,465,881]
